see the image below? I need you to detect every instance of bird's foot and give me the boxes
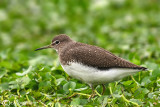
[88,92,96,101]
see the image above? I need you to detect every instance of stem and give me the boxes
[121,94,130,103]
[115,82,118,87]
[14,97,20,107]
[109,86,113,95]
[67,92,90,99]
[121,94,139,106]
[38,100,47,106]
[17,89,20,96]
[139,72,141,81]
[26,95,31,104]
[131,76,139,87]
[95,90,101,97]
[77,93,90,97]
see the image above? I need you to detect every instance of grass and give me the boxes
[0,0,160,106]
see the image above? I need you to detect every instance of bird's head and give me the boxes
[35,34,72,52]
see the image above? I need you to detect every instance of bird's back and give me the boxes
[59,42,147,71]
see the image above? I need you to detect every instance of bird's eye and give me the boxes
[55,40,60,44]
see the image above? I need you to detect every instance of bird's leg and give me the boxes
[88,84,96,100]
[91,87,95,98]
[101,84,106,95]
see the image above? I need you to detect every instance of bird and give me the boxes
[35,34,147,98]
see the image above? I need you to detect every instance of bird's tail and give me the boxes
[140,67,148,71]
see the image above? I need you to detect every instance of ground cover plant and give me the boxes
[0,0,160,106]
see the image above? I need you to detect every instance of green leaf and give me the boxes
[134,88,149,99]
[0,69,6,78]
[56,78,66,86]
[121,80,133,86]
[55,102,61,107]
[148,92,154,99]
[100,96,108,107]
[0,83,9,91]
[71,98,80,106]
[74,86,88,91]
[141,76,151,86]
[9,81,19,89]
[130,99,143,105]
[39,81,52,91]
[152,68,160,77]
[16,66,33,76]
[16,76,31,89]
[113,94,121,98]
[123,92,132,97]
[63,81,76,93]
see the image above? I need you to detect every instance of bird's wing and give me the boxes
[64,43,146,70]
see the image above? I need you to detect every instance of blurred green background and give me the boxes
[0,0,160,106]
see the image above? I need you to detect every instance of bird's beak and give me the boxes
[35,44,52,51]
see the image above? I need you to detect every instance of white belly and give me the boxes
[61,62,140,85]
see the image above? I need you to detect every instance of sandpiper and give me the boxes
[35,34,147,97]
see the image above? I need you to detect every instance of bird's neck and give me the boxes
[57,41,75,54]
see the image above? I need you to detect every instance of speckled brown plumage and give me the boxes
[53,34,147,71]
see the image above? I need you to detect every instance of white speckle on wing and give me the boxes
[61,62,140,85]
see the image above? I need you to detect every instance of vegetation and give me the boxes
[0,0,160,106]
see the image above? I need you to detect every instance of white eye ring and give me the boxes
[55,40,60,44]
